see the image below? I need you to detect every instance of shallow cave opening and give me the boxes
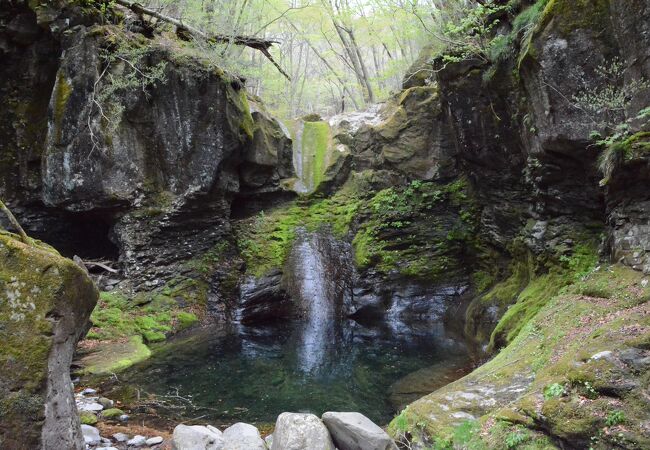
[31,212,120,262]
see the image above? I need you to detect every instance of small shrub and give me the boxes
[544,382,566,400]
[605,410,625,426]
[505,427,531,449]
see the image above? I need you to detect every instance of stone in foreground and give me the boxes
[223,422,266,450]
[81,424,101,446]
[0,232,98,449]
[172,424,224,450]
[271,412,335,450]
[322,412,397,450]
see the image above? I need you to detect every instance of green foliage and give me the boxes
[487,0,549,64]
[574,58,650,128]
[605,410,625,427]
[504,427,531,449]
[94,30,168,137]
[352,179,480,280]
[441,0,512,63]
[452,420,481,446]
[543,382,566,400]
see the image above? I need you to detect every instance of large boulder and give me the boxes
[271,413,335,450]
[322,412,397,450]
[0,231,98,449]
[222,422,265,450]
[172,424,224,450]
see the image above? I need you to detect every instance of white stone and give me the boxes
[591,350,614,361]
[81,424,101,445]
[222,423,266,450]
[322,412,397,450]
[271,413,335,450]
[206,425,222,435]
[78,401,104,412]
[127,435,147,447]
[81,388,97,395]
[146,436,164,445]
[172,424,224,450]
[112,432,129,442]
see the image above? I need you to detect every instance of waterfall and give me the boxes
[284,228,353,374]
[292,121,309,193]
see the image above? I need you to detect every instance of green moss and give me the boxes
[488,242,598,350]
[79,411,98,425]
[177,311,198,330]
[52,71,72,144]
[301,121,331,190]
[81,335,151,375]
[389,262,650,449]
[236,188,361,276]
[539,0,611,36]
[88,283,204,346]
[351,178,480,281]
[101,408,124,419]
[0,228,97,431]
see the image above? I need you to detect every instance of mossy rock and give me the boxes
[0,231,98,448]
[388,264,650,449]
[79,411,98,425]
[101,408,124,419]
[80,335,151,375]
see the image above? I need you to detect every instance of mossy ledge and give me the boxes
[388,263,650,449]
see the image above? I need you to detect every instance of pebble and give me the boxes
[119,414,130,422]
[98,397,114,409]
[112,432,129,442]
[126,435,147,447]
[81,424,101,446]
[78,401,104,412]
[146,436,164,445]
[81,388,97,395]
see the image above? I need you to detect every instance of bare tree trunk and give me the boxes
[283,19,360,110]
[347,27,375,102]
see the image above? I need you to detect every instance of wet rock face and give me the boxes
[0,232,98,449]
[0,2,59,200]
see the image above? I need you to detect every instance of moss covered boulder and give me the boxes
[0,231,98,449]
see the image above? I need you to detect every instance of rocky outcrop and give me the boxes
[0,231,98,449]
[0,2,294,296]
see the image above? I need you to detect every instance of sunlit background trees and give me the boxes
[137,0,468,118]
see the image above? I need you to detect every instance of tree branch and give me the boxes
[113,0,290,80]
[0,199,30,244]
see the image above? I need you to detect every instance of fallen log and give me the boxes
[113,0,290,80]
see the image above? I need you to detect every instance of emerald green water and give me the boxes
[105,319,471,426]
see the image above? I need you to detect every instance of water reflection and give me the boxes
[105,230,473,425]
[108,315,470,425]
